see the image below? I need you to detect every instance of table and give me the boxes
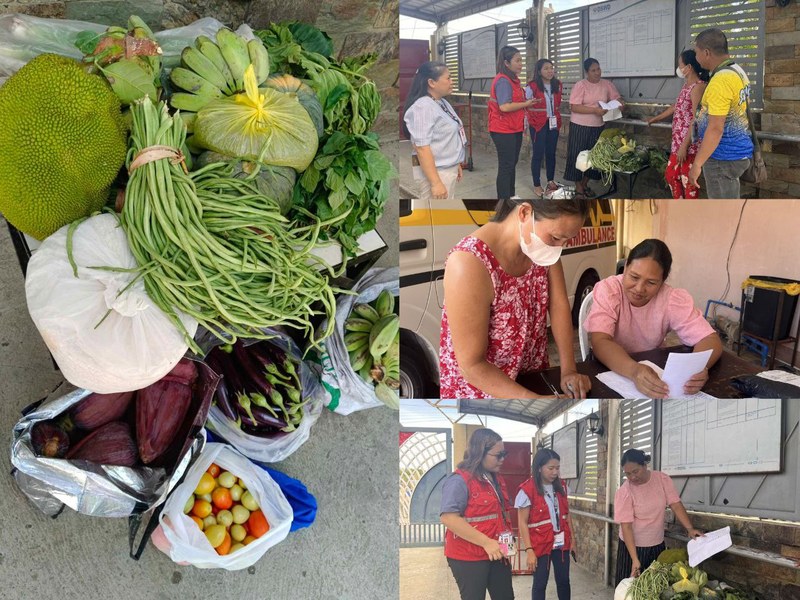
[595,165,650,200]
[517,345,761,399]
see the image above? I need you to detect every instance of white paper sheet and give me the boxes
[688,526,732,567]
[662,349,713,397]
[595,357,717,400]
[599,99,622,110]
[756,369,800,388]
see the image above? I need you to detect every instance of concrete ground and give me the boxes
[399,139,672,200]
[400,547,614,600]
[0,142,400,599]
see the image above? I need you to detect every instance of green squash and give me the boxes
[263,74,324,138]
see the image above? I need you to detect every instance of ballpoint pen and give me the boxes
[540,373,561,398]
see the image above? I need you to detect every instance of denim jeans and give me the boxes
[532,549,570,600]
[530,125,559,187]
[702,157,750,199]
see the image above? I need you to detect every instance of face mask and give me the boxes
[676,66,686,79]
[519,211,563,266]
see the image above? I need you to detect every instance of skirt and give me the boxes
[614,540,666,586]
[564,122,604,183]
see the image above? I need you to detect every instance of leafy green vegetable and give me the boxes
[292,131,396,255]
[287,21,334,57]
[99,59,157,104]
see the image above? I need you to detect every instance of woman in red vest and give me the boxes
[440,428,514,600]
[525,58,563,198]
[515,448,574,600]
[489,45,537,199]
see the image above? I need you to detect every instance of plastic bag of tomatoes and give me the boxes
[153,442,292,569]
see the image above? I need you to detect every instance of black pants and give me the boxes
[530,125,559,187]
[532,549,570,600]
[614,541,666,586]
[490,131,523,199]
[447,557,514,600]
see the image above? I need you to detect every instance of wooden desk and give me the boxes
[517,346,761,399]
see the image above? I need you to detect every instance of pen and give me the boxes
[540,373,560,398]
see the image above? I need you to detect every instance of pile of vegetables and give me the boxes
[617,559,760,600]
[586,128,669,187]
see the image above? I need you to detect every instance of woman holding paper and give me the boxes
[614,449,704,585]
[584,239,722,398]
[440,428,514,600]
[515,448,574,600]
[563,58,624,199]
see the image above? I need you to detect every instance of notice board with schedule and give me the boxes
[660,398,782,476]
[588,0,676,77]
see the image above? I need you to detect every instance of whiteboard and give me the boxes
[552,423,578,480]
[661,399,782,477]
[588,0,676,77]
[461,26,497,80]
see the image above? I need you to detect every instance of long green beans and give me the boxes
[120,97,339,353]
[627,560,671,600]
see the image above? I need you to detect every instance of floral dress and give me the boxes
[665,82,700,199]
[439,236,550,399]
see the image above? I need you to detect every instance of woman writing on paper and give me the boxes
[614,449,703,585]
[516,448,574,600]
[440,428,514,600]
[584,239,722,398]
[439,198,592,400]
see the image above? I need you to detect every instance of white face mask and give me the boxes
[676,66,686,79]
[519,211,563,266]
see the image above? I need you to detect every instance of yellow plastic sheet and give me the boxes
[741,278,800,296]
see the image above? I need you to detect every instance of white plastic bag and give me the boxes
[25,213,198,393]
[576,149,593,172]
[155,443,292,570]
[313,267,399,415]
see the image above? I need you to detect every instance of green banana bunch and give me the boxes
[169,29,270,127]
[344,290,400,407]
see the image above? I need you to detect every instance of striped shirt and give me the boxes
[404,96,466,169]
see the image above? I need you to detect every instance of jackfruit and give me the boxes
[0,53,127,240]
[657,547,689,565]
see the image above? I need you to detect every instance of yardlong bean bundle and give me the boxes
[121,97,338,353]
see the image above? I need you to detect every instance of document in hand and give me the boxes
[595,352,716,400]
[599,99,622,122]
[688,526,732,567]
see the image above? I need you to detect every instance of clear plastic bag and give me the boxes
[202,330,325,463]
[25,214,198,393]
[312,267,400,415]
[154,443,292,570]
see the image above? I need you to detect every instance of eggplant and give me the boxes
[232,341,275,400]
[239,422,290,439]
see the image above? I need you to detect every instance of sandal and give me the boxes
[533,187,545,198]
[545,181,561,193]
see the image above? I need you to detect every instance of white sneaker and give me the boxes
[510,195,522,200]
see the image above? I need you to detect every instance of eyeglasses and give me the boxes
[487,451,508,459]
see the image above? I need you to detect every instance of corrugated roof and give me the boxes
[400,0,517,25]
[458,397,586,427]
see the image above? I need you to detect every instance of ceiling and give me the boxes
[458,397,585,427]
[400,0,524,25]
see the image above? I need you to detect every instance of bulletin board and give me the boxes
[660,398,782,477]
[460,25,497,80]
[588,0,676,77]
[552,422,578,480]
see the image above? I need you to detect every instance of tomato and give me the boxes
[207,463,221,478]
[205,524,226,548]
[190,515,204,530]
[230,543,245,553]
[231,504,250,524]
[247,509,270,538]
[194,472,216,496]
[203,515,217,529]
[217,471,237,488]
[243,535,256,545]
[230,484,244,502]
[217,510,234,528]
[183,494,195,515]
[215,531,232,556]
[241,491,259,511]
[192,499,212,519]
[230,523,247,542]
[211,487,233,510]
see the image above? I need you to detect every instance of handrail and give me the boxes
[570,509,799,570]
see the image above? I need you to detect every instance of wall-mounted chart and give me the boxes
[552,422,578,480]
[461,26,497,80]
[661,399,782,476]
[588,0,676,77]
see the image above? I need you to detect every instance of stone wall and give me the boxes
[0,0,398,137]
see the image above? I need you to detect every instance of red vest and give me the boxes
[444,468,512,561]
[488,73,525,134]
[519,478,572,557]
[525,80,562,131]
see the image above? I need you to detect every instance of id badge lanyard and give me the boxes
[546,489,565,549]
[439,99,467,147]
[544,88,557,130]
[484,474,516,557]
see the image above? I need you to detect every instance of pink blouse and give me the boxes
[439,236,550,399]
[568,79,621,127]
[614,471,681,547]
[671,82,700,155]
[584,275,714,355]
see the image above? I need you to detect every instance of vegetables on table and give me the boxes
[292,130,396,256]
[673,567,701,595]
[76,15,162,105]
[24,213,198,393]
[264,73,324,138]
[627,560,672,600]
[190,464,269,554]
[192,64,319,170]
[345,290,400,409]
[121,97,337,351]
[586,132,661,186]
[0,53,127,240]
